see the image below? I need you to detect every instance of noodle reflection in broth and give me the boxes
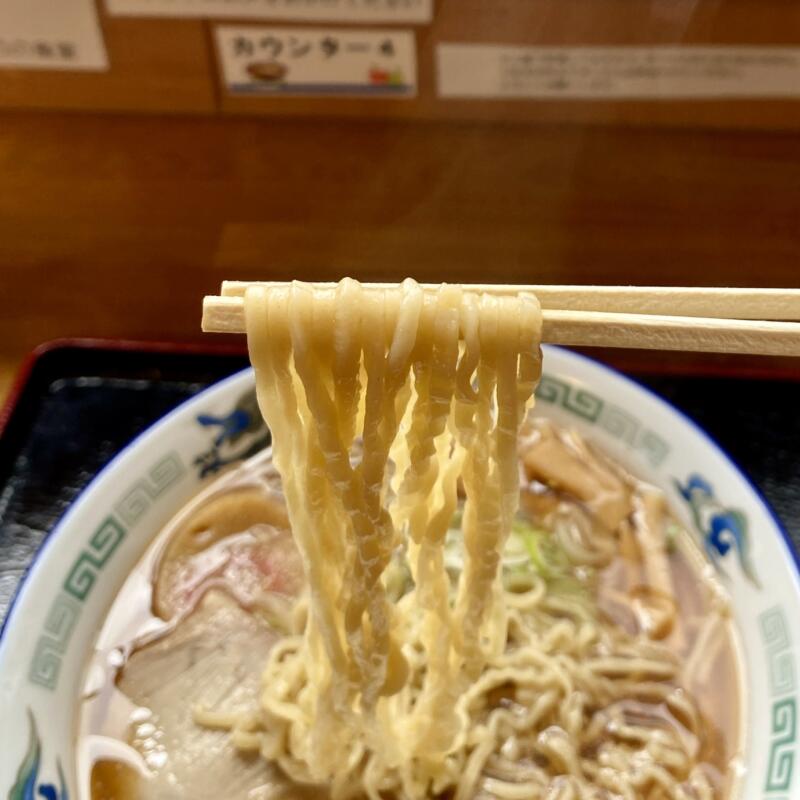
[85,279,741,800]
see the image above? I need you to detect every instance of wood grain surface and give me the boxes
[1,109,800,402]
[0,15,215,114]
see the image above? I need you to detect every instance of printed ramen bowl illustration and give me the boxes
[246,60,288,83]
[1,346,798,799]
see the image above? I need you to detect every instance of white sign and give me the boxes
[216,25,416,97]
[107,0,432,23]
[437,44,800,99]
[0,0,107,70]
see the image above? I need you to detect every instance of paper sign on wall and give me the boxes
[0,0,107,70]
[216,25,416,97]
[438,44,800,99]
[108,0,432,23]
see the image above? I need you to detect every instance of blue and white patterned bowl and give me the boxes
[2,346,799,799]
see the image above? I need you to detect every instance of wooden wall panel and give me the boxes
[0,3,215,113]
[1,111,799,372]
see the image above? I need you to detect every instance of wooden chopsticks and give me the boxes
[203,283,800,356]
[219,282,800,320]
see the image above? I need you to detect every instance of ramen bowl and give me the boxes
[1,346,799,799]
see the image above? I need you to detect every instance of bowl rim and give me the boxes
[0,366,254,650]
[3,345,799,654]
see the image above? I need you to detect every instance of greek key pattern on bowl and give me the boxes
[28,592,83,688]
[115,452,185,526]
[760,606,797,797]
[536,374,670,467]
[63,516,126,602]
[27,451,186,691]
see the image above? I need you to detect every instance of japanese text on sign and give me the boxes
[0,0,107,71]
[216,26,416,97]
[0,39,78,63]
[437,45,800,100]
[107,0,432,23]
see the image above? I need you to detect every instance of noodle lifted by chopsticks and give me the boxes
[201,279,718,800]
